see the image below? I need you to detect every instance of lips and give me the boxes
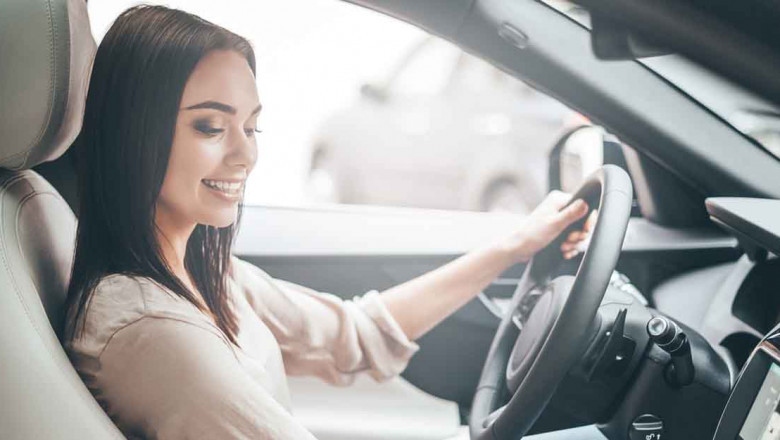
[201,179,243,196]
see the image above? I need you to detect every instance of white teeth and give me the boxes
[202,179,242,195]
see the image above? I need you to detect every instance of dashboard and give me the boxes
[650,200,780,375]
[695,198,780,439]
[653,254,780,379]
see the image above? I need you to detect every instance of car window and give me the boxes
[642,55,780,160]
[385,38,462,98]
[90,0,608,215]
[450,53,536,99]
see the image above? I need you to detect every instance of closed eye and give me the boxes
[194,121,224,136]
[245,128,263,137]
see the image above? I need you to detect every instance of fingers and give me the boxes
[554,199,589,228]
[562,249,580,260]
[542,190,573,210]
[566,230,588,242]
[561,238,586,259]
[560,244,577,255]
[584,210,598,232]
[523,192,591,262]
[560,210,593,260]
[560,233,588,251]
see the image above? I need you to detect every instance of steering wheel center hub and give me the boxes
[506,276,573,392]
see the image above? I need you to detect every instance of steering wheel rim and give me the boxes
[469,165,633,440]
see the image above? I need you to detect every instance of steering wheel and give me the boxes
[469,165,633,440]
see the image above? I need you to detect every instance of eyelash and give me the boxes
[194,123,262,137]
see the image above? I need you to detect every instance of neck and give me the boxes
[154,207,196,283]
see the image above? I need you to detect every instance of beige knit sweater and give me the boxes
[65,256,419,439]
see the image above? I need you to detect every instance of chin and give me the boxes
[202,209,239,229]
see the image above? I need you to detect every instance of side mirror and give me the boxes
[548,125,604,193]
[360,83,388,103]
[549,125,642,216]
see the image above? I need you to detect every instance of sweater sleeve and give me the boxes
[231,257,420,386]
[96,315,318,440]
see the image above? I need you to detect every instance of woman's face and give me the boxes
[157,49,261,230]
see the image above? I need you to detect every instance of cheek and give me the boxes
[163,134,222,203]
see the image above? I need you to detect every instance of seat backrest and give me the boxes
[0,0,125,438]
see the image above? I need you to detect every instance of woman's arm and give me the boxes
[233,257,420,386]
[380,191,589,341]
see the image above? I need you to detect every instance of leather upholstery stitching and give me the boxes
[14,0,59,168]
[1,173,124,438]
[0,170,30,190]
[3,181,46,343]
[15,192,70,277]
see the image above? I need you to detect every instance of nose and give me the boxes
[225,127,258,171]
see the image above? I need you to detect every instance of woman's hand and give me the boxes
[499,190,591,265]
[561,208,597,260]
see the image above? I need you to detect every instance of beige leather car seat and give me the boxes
[0,0,124,438]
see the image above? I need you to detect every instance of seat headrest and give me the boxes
[0,0,95,170]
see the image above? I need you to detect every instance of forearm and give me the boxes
[379,242,514,341]
[378,192,589,342]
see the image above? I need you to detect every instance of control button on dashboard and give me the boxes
[629,414,664,440]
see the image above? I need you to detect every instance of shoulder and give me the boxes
[228,255,292,311]
[82,274,147,335]
[67,274,208,359]
[229,255,271,283]
[228,255,278,296]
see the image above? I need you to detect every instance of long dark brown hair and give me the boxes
[66,5,256,344]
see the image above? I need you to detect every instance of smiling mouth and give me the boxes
[202,179,243,197]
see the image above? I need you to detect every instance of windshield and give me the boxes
[642,55,780,159]
[544,0,780,160]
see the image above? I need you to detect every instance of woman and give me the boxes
[64,5,591,439]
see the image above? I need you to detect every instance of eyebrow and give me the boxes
[182,100,262,116]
